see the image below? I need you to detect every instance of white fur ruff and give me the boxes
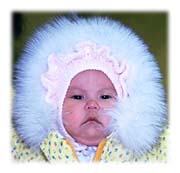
[13,16,167,155]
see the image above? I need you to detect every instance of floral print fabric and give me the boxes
[11,127,168,163]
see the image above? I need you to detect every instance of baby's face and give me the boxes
[62,70,117,146]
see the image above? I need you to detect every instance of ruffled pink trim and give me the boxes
[41,53,65,105]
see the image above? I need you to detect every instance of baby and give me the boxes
[62,70,116,146]
[12,16,167,162]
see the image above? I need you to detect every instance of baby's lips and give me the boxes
[82,117,103,126]
[81,120,103,130]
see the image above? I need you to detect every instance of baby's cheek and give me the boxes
[63,99,84,112]
[62,99,74,110]
[63,110,83,127]
[62,100,78,116]
[100,99,116,109]
[62,114,70,126]
[103,115,111,127]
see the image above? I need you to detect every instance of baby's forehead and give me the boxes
[70,70,115,86]
[71,70,110,79]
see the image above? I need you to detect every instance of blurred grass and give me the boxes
[12,12,167,100]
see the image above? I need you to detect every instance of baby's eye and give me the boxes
[70,95,84,100]
[100,95,112,99]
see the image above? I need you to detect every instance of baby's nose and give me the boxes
[85,100,100,110]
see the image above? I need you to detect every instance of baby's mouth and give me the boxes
[81,117,103,127]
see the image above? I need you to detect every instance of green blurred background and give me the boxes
[12,12,168,99]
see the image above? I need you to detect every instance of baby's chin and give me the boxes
[75,126,108,146]
[76,136,104,146]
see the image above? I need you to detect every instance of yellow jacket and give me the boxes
[11,127,168,163]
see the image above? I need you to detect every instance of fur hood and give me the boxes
[13,16,167,156]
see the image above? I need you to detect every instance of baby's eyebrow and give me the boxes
[68,87,115,91]
[67,87,86,92]
[67,87,117,95]
[100,87,117,92]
